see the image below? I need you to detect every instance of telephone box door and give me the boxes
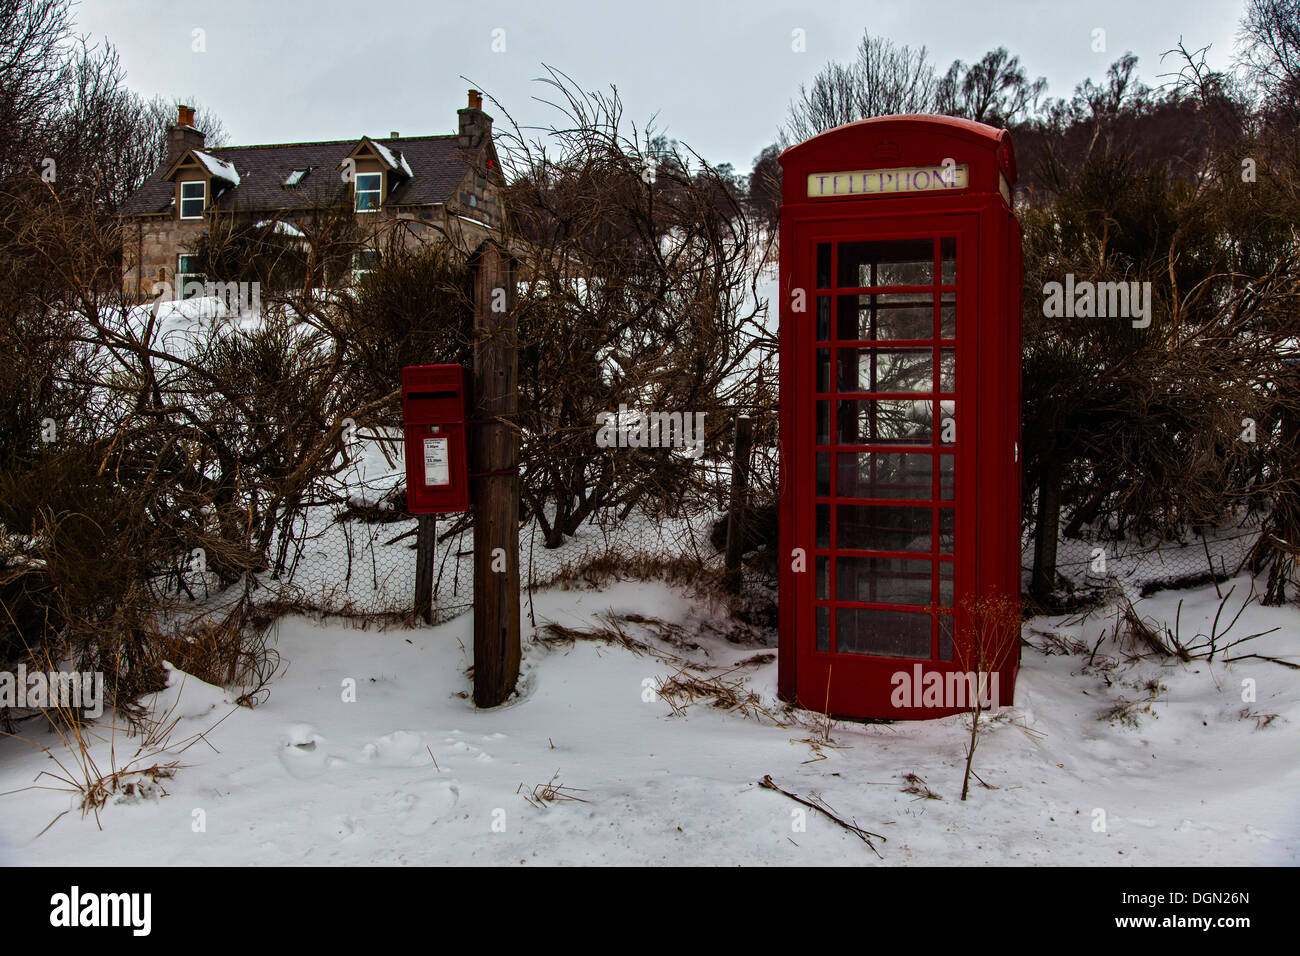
[790,213,981,718]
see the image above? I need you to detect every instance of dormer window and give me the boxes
[355,172,382,212]
[180,180,206,219]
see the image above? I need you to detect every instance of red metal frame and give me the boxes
[778,116,1021,720]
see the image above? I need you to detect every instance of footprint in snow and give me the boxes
[278,725,328,779]
[360,730,428,767]
[394,780,461,836]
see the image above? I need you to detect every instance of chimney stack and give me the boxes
[457,89,492,150]
[166,103,206,164]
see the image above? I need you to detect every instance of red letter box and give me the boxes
[402,364,471,514]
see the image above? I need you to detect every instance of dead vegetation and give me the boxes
[1,674,235,833]
[1240,708,1280,729]
[533,608,784,726]
[1100,678,1167,728]
[953,594,1020,801]
[758,774,886,858]
[901,772,942,801]
[1105,589,1289,668]
[518,771,588,809]
[654,665,785,725]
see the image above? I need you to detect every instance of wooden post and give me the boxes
[471,241,520,707]
[1030,458,1062,601]
[414,513,436,624]
[724,414,754,594]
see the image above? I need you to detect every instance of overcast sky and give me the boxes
[75,0,1248,171]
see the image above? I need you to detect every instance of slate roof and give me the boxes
[121,134,473,216]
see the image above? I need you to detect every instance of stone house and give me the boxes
[119,90,503,301]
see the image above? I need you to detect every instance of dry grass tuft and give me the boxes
[1240,708,1280,729]
[653,664,786,726]
[901,772,943,800]
[1,665,236,834]
[534,614,670,661]
[1100,678,1166,727]
[518,771,588,809]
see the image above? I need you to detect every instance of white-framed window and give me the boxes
[176,254,205,299]
[352,249,378,282]
[354,172,382,212]
[179,180,206,219]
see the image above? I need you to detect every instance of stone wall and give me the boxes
[121,216,209,301]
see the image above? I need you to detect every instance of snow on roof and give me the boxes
[191,150,241,186]
[254,219,306,238]
[284,168,308,186]
[370,139,414,178]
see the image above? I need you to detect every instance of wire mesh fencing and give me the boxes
[167,492,1278,627]
[1019,517,1263,600]
[247,499,725,625]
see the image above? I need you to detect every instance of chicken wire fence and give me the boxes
[244,504,1265,625]
[1020,518,1264,600]
[238,500,724,625]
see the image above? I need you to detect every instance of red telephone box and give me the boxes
[402,364,471,514]
[777,116,1022,720]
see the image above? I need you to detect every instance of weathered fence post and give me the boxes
[1030,459,1062,601]
[414,514,436,623]
[471,240,520,707]
[723,414,754,594]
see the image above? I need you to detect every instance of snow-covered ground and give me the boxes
[1,572,1296,865]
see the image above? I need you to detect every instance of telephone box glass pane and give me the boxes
[939,454,955,499]
[837,348,933,394]
[816,348,831,392]
[838,239,933,288]
[816,452,830,495]
[836,399,932,444]
[938,613,954,660]
[816,400,830,445]
[816,557,829,599]
[940,294,956,338]
[816,296,831,340]
[939,508,955,553]
[837,504,932,552]
[940,237,956,284]
[939,348,956,391]
[838,293,932,341]
[816,607,830,651]
[816,504,830,548]
[836,608,931,657]
[939,402,955,444]
[939,562,954,607]
[816,243,832,289]
[838,452,932,500]
[836,556,934,606]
